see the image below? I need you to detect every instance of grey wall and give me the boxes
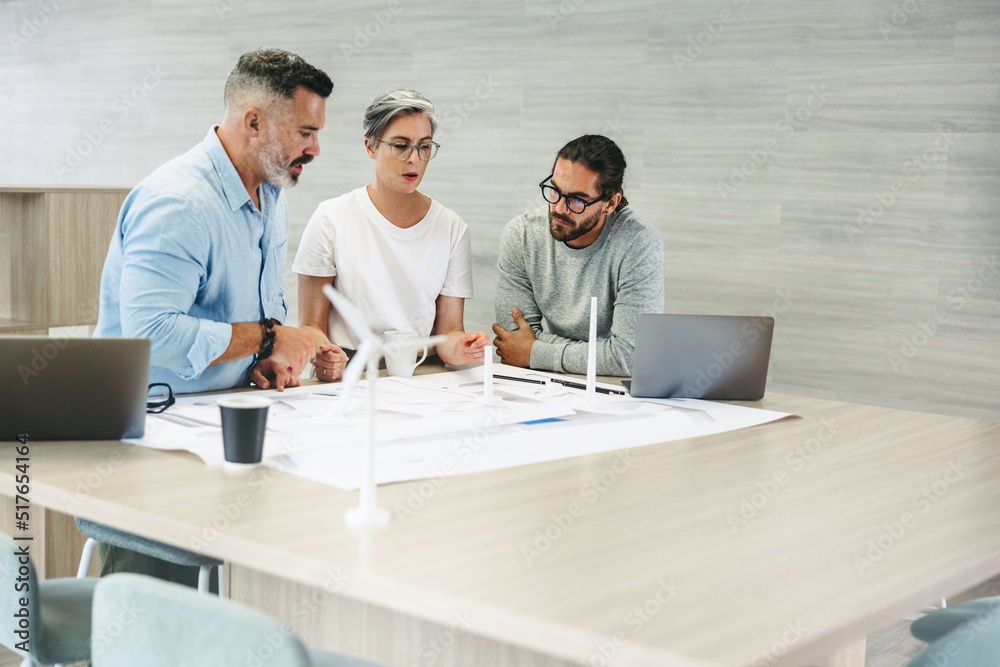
[3,0,998,420]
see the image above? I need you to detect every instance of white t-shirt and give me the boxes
[292,187,474,348]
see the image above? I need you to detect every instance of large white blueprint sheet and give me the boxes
[133,366,791,490]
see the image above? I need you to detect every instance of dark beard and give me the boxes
[286,155,313,184]
[548,208,602,244]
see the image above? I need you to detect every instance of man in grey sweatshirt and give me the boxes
[492,135,665,377]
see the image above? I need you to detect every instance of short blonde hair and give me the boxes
[362,89,438,143]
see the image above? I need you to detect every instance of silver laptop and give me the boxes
[0,337,150,440]
[625,314,774,400]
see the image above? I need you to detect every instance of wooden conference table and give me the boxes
[2,381,1000,667]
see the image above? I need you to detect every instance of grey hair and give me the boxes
[362,89,438,144]
[224,47,333,116]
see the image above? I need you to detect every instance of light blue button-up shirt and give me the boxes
[96,127,288,393]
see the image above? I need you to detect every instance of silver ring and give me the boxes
[322,368,327,375]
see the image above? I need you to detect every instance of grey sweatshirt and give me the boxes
[494,206,665,376]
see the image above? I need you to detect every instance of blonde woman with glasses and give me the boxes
[293,89,488,381]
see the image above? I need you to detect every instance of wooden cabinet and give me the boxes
[0,187,129,334]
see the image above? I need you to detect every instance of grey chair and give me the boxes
[909,598,1000,666]
[911,598,1000,643]
[75,517,223,593]
[0,531,95,667]
[91,573,382,667]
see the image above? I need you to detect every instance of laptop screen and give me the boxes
[0,337,150,440]
[628,314,774,400]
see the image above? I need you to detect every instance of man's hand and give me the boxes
[248,357,301,391]
[270,324,321,379]
[313,342,349,382]
[491,308,536,368]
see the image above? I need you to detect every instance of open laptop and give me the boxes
[0,337,150,440]
[624,314,774,400]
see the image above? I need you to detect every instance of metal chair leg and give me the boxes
[198,565,211,593]
[79,533,221,596]
[77,537,98,578]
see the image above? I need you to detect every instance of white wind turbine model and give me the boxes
[322,285,445,527]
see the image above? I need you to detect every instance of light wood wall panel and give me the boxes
[0,193,46,329]
[46,191,125,325]
[3,0,997,420]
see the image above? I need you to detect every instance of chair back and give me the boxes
[909,601,1000,666]
[92,573,312,667]
[0,531,38,658]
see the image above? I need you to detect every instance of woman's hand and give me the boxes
[442,330,490,365]
[313,341,349,382]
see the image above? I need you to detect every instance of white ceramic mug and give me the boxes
[383,330,428,378]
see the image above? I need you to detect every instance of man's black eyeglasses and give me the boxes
[539,175,607,215]
[146,383,175,414]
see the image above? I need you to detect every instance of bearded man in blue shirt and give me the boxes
[97,47,347,394]
[92,48,346,590]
